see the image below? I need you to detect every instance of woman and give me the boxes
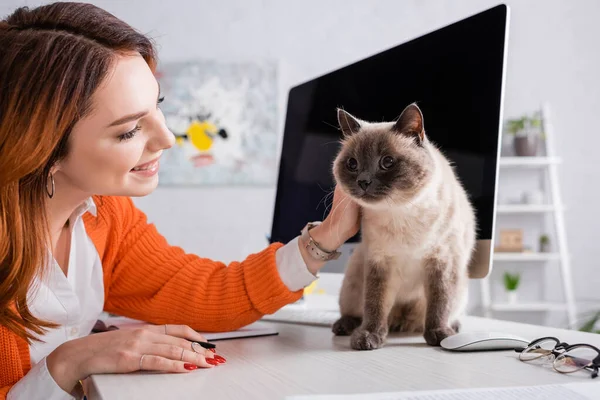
[0,3,359,399]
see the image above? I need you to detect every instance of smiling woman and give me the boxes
[0,2,360,399]
[55,55,173,197]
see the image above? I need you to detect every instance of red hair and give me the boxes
[0,2,158,342]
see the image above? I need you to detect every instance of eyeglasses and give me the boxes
[515,336,600,379]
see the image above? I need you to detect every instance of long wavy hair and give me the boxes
[0,2,158,342]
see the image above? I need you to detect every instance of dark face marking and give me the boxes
[334,131,431,204]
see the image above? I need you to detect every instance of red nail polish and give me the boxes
[206,358,219,366]
[184,363,197,370]
[209,348,216,353]
[214,355,227,363]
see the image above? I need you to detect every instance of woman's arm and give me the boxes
[100,187,358,332]
[5,324,217,399]
[105,200,300,331]
[6,357,82,400]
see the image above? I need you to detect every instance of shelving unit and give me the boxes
[490,303,568,312]
[493,252,560,262]
[481,104,577,328]
[496,204,559,213]
[499,156,561,167]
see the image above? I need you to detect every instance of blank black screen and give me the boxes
[270,5,507,244]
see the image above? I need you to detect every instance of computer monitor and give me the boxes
[270,4,509,279]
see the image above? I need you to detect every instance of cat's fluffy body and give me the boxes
[332,104,476,350]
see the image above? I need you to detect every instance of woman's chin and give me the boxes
[121,173,159,197]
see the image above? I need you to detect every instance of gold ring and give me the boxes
[180,348,185,361]
[164,324,168,335]
[139,354,146,370]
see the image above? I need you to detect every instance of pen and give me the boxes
[194,341,216,349]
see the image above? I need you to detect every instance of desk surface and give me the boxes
[88,316,600,400]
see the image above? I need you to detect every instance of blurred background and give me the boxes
[3,0,599,331]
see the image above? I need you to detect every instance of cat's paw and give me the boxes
[423,326,456,346]
[332,316,362,336]
[350,328,386,350]
[451,320,461,333]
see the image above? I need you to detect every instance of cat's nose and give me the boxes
[358,179,372,191]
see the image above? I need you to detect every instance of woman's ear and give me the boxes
[49,162,61,175]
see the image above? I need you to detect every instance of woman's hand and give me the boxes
[46,324,225,394]
[299,185,360,274]
[318,185,361,244]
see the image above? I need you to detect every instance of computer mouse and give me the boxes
[440,331,530,351]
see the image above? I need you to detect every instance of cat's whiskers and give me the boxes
[325,195,350,243]
[319,188,336,218]
[337,196,353,243]
[327,194,349,228]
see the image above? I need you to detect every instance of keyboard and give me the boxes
[262,307,341,326]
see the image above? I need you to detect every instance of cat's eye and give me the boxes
[346,157,358,172]
[380,156,395,170]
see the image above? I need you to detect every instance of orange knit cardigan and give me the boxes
[0,195,303,398]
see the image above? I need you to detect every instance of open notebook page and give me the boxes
[285,382,599,400]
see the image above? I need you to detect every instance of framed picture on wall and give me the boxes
[156,58,279,186]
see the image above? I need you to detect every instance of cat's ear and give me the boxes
[337,108,361,136]
[393,103,425,142]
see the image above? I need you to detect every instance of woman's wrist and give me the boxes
[46,341,86,393]
[297,220,352,275]
[307,220,348,252]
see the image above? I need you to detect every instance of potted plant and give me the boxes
[503,272,521,304]
[505,112,543,156]
[579,311,600,334]
[539,234,550,253]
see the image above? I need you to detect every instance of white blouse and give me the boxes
[8,198,315,400]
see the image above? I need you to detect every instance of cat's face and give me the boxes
[333,104,434,208]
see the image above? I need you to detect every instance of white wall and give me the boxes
[3,0,600,327]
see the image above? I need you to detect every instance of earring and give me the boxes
[46,173,55,198]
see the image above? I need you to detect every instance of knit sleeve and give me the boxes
[0,326,31,400]
[101,196,303,332]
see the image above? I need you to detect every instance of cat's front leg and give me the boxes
[423,258,457,346]
[333,244,366,336]
[350,260,395,350]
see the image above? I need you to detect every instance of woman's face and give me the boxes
[53,54,174,198]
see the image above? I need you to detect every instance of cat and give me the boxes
[331,103,476,350]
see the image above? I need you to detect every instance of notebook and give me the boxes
[97,316,278,341]
[285,382,599,400]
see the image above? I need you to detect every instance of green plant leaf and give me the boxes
[503,272,520,291]
[579,311,600,332]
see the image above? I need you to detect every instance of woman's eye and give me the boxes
[346,157,358,172]
[118,125,141,141]
[380,156,395,170]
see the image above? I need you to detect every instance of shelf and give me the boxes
[496,205,559,213]
[499,157,561,167]
[493,252,560,262]
[490,302,567,312]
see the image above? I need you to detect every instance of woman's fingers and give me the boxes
[164,324,208,343]
[138,354,201,372]
[142,343,215,368]
[143,324,209,345]
[144,325,215,358]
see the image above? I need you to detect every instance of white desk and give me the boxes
[88,316,600,399]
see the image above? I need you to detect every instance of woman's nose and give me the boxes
[148,115,175,152]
